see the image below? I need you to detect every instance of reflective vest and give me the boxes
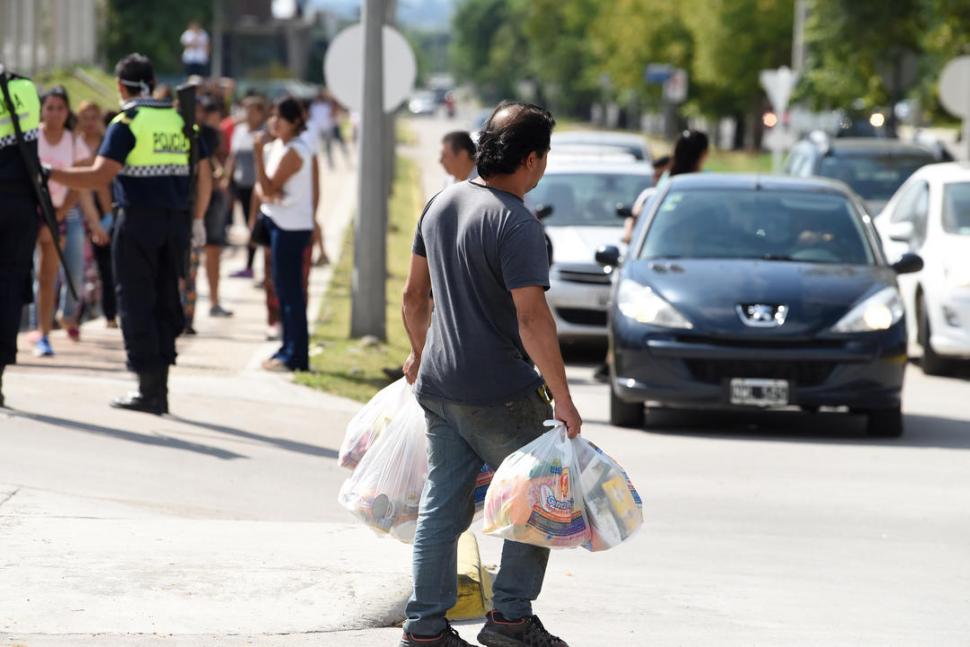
[112,99,191,177]
[0,77,41,150]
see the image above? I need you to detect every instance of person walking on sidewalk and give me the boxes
[50,53,212,415]
[253,96,314,373]
[400,101,578,647]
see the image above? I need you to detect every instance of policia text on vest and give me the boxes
[49,53,213,416]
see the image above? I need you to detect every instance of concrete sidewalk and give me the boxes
[0,154,442,645]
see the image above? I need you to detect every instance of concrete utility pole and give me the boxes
[384,0,397,200]
[792,0,808,76]
[350,0,387,340]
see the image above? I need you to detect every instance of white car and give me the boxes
[524,159,653,340]
[551,131,651,163]
[876,162,970,374]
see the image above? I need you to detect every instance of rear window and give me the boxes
[640,189,874,265]
[943,182,970,235]
[525,172,651,227]
[817,154,932,201]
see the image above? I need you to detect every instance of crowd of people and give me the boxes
[0,47,354,411]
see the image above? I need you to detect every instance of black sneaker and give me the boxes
[478,611,569,647]
[399,624,472,647]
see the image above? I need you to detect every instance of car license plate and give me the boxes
[729,379,789,407]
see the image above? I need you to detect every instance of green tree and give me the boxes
[103,0,213,76]
[681,0,793,148]
[450,0,529,103]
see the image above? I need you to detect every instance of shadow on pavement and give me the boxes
[8,411,248,460]
[639,408,970,450]
[169,415,339,459]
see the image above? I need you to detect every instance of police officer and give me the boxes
[0,68,42,408]
[51,53,212,414]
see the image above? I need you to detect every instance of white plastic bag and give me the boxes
[337,394,428,543]
[573,438,643,552]
[483,421,590,549]
[338,378,413,470]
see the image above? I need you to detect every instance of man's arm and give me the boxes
[194,158,212,221]
[401,253,433,384]
[49,156,122,190]
[511,286,582,437]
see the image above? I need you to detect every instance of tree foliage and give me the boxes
[103,0,213,76]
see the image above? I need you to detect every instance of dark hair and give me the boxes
[103,110,118,128]
[669,129,709,176]
[652,154,671,170]
[475,101,555,178]
[442,130,476,158]
[274,96,307,134]
[41,85,75,131]
[115,53,156,96]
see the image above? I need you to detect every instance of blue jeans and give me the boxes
[404,390,553,636]
[267,218,311,371]
[59,208,85,322]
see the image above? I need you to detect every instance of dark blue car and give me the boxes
[597,174,924,437]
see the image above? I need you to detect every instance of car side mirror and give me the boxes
[535,204,554,220]
[891,252,924,275]
[887,220,915,243]
[615,203,633,218]
[595,245,621,268]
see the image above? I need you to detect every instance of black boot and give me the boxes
[0,365,5,409]
[159,365,170,415]
[110,370,165,415]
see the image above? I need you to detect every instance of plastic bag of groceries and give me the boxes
[483,421,590,549]
[573,439,643,552]
[473,464,495,519]
[337,394,428,543]
[338,378,413,470]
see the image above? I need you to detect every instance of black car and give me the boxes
[784,135,941,215]
[598,174,923,437]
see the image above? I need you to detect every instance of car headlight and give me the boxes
[831,287,904,333]
[616,279,693,329]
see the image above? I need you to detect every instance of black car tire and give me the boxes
[864,407,904,438]
[610,388,645,428]
[918,295,951,377]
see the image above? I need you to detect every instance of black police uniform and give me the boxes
[99,97,208,413]
[0,72,41,406]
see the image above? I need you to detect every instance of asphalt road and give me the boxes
[407,113,970,645]
[1,113,967,646]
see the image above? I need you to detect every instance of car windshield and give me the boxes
[817,154,932,201]
[943,182,970,235]
[525,172,651,227]
[640,188,874,265]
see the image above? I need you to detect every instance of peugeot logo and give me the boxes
[737,304,789,328]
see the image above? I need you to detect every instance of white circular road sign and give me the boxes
[939,55,970,119]
[324,24,417,113]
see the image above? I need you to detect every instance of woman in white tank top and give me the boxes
[253,97,314,372]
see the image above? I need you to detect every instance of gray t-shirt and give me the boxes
[413,180,549,406]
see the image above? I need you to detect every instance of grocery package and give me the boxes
[337,394,428,543]
[573,439,643,552]
[338,378,413,470]
[473,464,495,518]
[483,422,590,549]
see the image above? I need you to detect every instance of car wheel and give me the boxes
[610,387,645,428]
[918,296,951,376]
[864,407,904,438]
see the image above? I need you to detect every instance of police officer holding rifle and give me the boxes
[51,53,212,414]
[0,64,72,408]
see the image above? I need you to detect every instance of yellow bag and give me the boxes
[446,531,494,621]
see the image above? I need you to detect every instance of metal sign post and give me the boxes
[760,66,798,173]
